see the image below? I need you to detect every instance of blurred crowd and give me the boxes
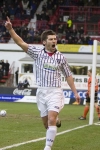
[0,0,100,44]
[0,0,42,43]
[0,59,10,80]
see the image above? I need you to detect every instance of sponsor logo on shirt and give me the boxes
[44,63,57,71]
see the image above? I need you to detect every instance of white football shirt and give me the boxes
[27,45,72,87]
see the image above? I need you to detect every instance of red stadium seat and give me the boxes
[0,79,6,83]
[12,19,22,27]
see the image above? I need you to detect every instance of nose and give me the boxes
[53,39,56,43]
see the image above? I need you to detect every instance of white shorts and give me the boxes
[36,87,64,117]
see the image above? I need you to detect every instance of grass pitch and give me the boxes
[0,102,100,150]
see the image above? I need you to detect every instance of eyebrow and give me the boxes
[48,37,57,40]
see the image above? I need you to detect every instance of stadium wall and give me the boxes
[0,87,100,105]
[1,43,100,72]
[0,44,44,71]
[0,87,88,105]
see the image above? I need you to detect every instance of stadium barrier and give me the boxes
[0,87,98,105]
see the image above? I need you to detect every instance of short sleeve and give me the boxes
[27,45,39,59]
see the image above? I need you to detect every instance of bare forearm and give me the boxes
[66,76,80,103]
[9,28,24,46]
[66,76,77,95]
[8,28,28,52]
[5,17,28,52]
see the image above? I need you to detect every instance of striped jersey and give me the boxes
[27,45,72,87]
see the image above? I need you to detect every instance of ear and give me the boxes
[43,40,46,46]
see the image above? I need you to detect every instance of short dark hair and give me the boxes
[41,30,56,42]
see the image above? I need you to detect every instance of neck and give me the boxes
[45,49,53,53]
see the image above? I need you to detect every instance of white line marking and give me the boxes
[94,122,100,125]
[0,124,92,150]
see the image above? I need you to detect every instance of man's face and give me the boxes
[87,71,91,77]
[43,35,57,52]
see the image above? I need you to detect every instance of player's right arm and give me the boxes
[5,17,28,52]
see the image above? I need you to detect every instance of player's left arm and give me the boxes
[60,56,80,103]
[66,75,80,103]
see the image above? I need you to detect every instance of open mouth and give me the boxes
[52,44,55,48]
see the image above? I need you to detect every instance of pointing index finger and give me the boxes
[7,16,10,22]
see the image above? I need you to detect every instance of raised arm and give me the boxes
[5,16,28,52]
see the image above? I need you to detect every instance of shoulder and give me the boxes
[56,51,65,58]
[56,51,68,64]
[58,51,67,60]
[29,44,44,49]
[28,44,44,53]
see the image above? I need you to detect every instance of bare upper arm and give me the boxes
[18,41,29,53]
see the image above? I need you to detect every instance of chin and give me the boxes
[52,48,56,52]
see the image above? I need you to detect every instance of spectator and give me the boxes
[23,78,30,88]
[1,59,5,70]
[45,12,50,22]
[57,24,64,38]
[26,5,32,19]
[42,2,47,12]
[78,0,84,11]
[21,27,28,39]
[2,10,10,20]
[21,0,29,13]
[72,29,78,37]
[78,26,84,35]
[52,4,57,14]
[5,60,10,76]
[48,22,56,31]
[8,5,16,20]
[77,37,83,44]
[18,81,23,89]
[47,1,53,15]
[26,27,34,43]
[36,11,42,20]
[30,0,37,16]
[66,17,73,29]
[68,36,73,44]
[61,36,67,44]
[0,65,3,80]
[65,29,71,39]
[15,5,22,19]
[14,0,19,7]
[57,37,62,44]
[0,37,6,43]
[15,67,19,86]
[20,11,27,20]
[1,31,7,42]
[16,27,21,36]
[81,69,85,75]
[0,22,6,32]
[88,37,93,45]
[41,11,47,20]
[28,27,34,38]
[26,32,33,43]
